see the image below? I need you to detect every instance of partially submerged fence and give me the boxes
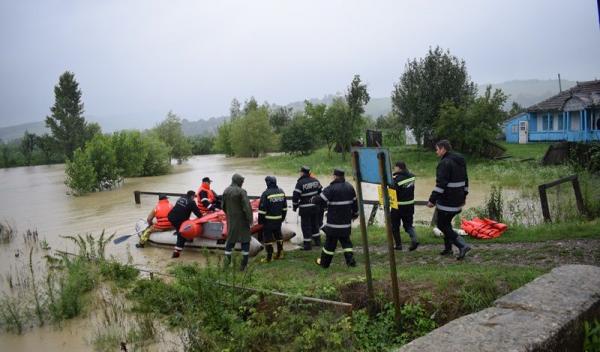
[134,191,433,225]
[538,174,585,222]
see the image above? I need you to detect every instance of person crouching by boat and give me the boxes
[258,176,287,263]
[197,177,221,214]
[312,169,358,268]
[168,191,202,258]
[136,194,174,248]
[222,173,253,271]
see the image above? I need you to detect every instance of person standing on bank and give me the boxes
[427,140,471,260]
[312,169,358,268]
[222,173,253,271]
[258,176,287,263]
[391,161,419,251]
[292,166,322,250]
[168,191,202,258]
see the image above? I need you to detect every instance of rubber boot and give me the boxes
[224,254,231,267]
[274,240,284,260]
[240,255,249,271]
[392,231,402,250]
[344,252,357,267]
[240,242,250,271]
[440,237,452,256]
[302,239,312,251]
[261,244,273,263]
[171,250,180,258]
[407,228,419,251]
[455,235,471,260]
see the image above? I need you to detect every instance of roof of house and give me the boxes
[527,80,600,112]
[503,112,527,125]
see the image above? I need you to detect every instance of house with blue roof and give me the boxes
[504,80,600,143]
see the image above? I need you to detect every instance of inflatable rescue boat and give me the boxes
[137,199,296,257]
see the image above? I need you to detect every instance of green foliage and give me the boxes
[35,133,62,164]
[188,134,216,155]
[230,105,276,157]
[140,134,172,176]
[45,71,95,159]
[229,98,242,120]
[340,75,370,160]
[65,148,97,195]
[507,101,526,117]
[214,121,234,156]
[85,134,120,189]
[375,113,406,146]
[568,141,600,175]
[48,256,98,321]
[305,101,335,156]
[584,319,600,352]
[99,261,139,287]
[269,106,292,133]
[111,130,146,177]
[280,114,317,155]
[392,46,476,147]
[435,86,508,156]
[153,111,192,163]
[20,131,36,165]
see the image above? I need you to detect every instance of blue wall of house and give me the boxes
[505,108,600,143]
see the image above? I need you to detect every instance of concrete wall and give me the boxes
[396,265,600,352]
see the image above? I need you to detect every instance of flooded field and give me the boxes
[0,154,493,349]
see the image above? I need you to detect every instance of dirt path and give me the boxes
[360,239,600,269]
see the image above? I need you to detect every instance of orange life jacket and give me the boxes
[154,199,173,230]
[460,217,507,239]
[197,182,217,213]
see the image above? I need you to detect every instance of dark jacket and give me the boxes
[429,151,469,212]
[312,178,358,236]
[222,174,253,243]
[292,174,322,215]
[393,170,415,211]
[168,195,202,226]
[258,180,287,224]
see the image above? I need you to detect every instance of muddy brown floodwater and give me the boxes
[0,154,489,350]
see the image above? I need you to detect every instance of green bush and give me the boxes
[99,261,139,287]
[140,134,172,176]
[584,319,600,352]
[65,148,97,195]
[112,130,146,177]
[280,115,317,155]
[230,106,276,157]
[85,134,120,189]
[49,257,97,321]
[189,134,216,155]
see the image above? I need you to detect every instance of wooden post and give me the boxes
[134,191,141,205]
[377,151,401,324]
[352,151,376,317]
[538,184,551,222]
[571,176,585,216]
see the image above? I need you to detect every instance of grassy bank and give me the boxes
[260,143,570,190]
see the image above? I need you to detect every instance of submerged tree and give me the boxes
[20,131,36,166]
[153,111,192,164]
[392,47,476,147]
[45,71,91,159]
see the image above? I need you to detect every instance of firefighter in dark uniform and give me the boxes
[427,140,471,260]
[168,190,202,258]
[258,176,288,263]
[312,169,358,268]
[391,161,419,251]
[292,166,322,250]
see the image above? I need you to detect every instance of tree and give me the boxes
[20,131,37,166]
[269,106,292,133]
[507,101,525,118]
[112,130,146,177]
[189,135,215,155]
[35,134,61,164]
[435,86,507,156]
[243,97,259,115]
[214,121,234,156]
[45,71,91,159]
[230,106,275,157]
[342,74,370,160]
[375,113,405,146]
[305,101,335,157]
[326,97,353,158]
[153,111,192,164]
[140,135,171,176]
[65,148,97,195]
[280,114,316,155]
[230,98,242,120]
[392,47,476,147]
[84,134,120,189]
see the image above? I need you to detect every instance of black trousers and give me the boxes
[172,221,186,251]
[262,221,283,243]
[391,207,416,246]
[320,229,353,268]
[436,209,464,250]
[300,207,320,243]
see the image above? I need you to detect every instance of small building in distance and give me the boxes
[504,80,600,143]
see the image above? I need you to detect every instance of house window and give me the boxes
[512,125,517,133]
[542,114,553,131]
[557,113,564,130]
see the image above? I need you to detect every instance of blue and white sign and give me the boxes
[352,147,393,185]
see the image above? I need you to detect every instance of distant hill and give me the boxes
[0,121,48,142]
[0,79,585,140]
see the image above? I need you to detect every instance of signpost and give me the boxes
[351,147,401,323]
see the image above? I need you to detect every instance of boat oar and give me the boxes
[113,229,145,245]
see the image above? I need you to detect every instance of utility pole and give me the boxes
[558,73,562,92]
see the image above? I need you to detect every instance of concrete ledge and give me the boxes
[396,265,600,352]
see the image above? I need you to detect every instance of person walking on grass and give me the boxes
[391,161,419,251]
[222,173,253,271]
[292,166,322,250]
[258,176,287,263]
[168,191,202,258]
[312,169,358,268]
[427,140,471,260]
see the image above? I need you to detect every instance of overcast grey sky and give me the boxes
[1,0,599,128]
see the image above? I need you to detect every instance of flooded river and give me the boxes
[0,154,489,350]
